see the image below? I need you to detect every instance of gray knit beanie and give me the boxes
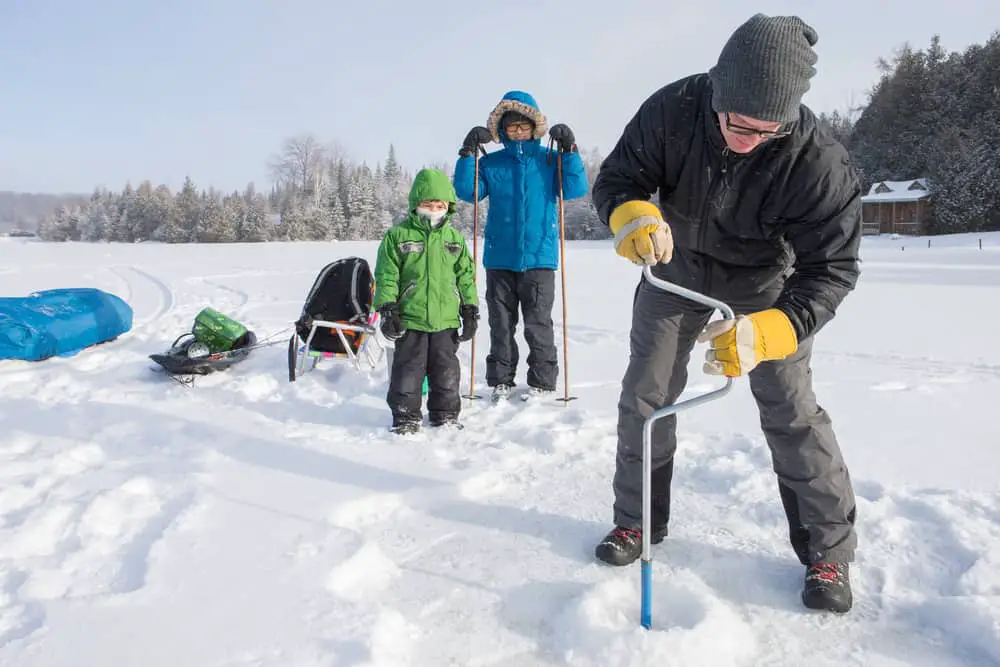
[709,13,819,123]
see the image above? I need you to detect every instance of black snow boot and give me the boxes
[594,526,665,566]
[802,562,853,613]
[390,419,421,435]
[430,414,463,429]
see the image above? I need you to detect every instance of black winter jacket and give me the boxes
[592,74,862,340]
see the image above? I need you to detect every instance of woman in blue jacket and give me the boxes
[454,90,589,401]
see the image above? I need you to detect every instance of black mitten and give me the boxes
[459,126,493,157]
[378,303,405,341]
[457,304,479,342]
[549,123,577,152]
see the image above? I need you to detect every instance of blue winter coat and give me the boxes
[453,90,589,272]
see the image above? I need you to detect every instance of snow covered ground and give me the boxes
[0,231,998,666]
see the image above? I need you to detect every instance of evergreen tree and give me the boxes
[80,188,111,242]
[112,183,136,242]
[328,191,348,239]
[131,181,157,242]
[346,165,378,239]
[175,176,202,242]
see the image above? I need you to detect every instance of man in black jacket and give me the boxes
[591,13,861,614]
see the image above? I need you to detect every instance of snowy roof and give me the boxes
[861,178,932,204]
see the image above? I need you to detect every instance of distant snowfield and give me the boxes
[0,231,998,666]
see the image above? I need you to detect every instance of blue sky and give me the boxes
[3,0,999,194]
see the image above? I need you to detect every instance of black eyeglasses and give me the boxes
[724,113,790,139]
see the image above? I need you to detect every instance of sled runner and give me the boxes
[287,256,387,382]
[149,307,258,380]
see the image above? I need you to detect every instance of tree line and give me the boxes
[818,31,1000,233]
[34,138,609,243]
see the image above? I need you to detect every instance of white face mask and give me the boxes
[416,206,447,227]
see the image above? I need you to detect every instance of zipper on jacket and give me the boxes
[425,227,431,327]
[398,280,416,304]
[699,147,731,294]
[519,149,526,272]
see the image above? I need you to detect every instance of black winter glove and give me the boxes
[457,304,479,342]
[378,303,405,341]
[459,126,493,157]
[549,123,577,152]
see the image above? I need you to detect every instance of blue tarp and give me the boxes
[0,288,133,361]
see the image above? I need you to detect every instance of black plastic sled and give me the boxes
[149,330,258,376]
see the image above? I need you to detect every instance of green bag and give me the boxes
[192,307,248,353]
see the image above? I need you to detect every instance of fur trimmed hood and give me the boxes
[486,90,548,143]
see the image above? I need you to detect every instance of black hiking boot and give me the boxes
[802,562,853,613]
[594,525,665,566]
[491,383,513,403]
[430,416,464,430]
[390,420,421,435]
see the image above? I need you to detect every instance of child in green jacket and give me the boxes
[374,168,479,434]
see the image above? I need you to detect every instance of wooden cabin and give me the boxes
[861,178,933,235]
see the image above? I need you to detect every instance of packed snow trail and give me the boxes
[0,235,998,666]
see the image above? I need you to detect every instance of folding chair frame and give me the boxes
[287,311,389,382]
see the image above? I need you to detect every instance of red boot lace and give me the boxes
[613,527,641,542]
[807,563,843,583]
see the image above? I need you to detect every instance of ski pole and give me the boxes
[555,150,575,404]
[638,264,734,629]
[464,146,484,400]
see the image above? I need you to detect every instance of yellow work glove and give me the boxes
[697,309,798,377]
[608,200,673,265]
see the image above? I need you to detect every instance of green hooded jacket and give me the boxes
[373,168,478,332]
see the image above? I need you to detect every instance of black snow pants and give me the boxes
[386,329,461,426]
[613,260,857,566]
[485,268,558,390]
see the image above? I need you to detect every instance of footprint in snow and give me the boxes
[0,567,45,646]
[3,477,193,601]
[860,489,1000,664]
[458,471,509,500]
[225,373,282,402]
[325,541,401,603]
[364,609,421,666]
[327,492,405,529]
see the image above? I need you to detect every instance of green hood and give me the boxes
[408,168,457,213]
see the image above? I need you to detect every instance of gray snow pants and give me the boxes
[485,269,558,390]
[613,270,857,566]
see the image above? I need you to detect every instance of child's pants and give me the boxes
[387,329,461,426]
[484,269,558,390]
